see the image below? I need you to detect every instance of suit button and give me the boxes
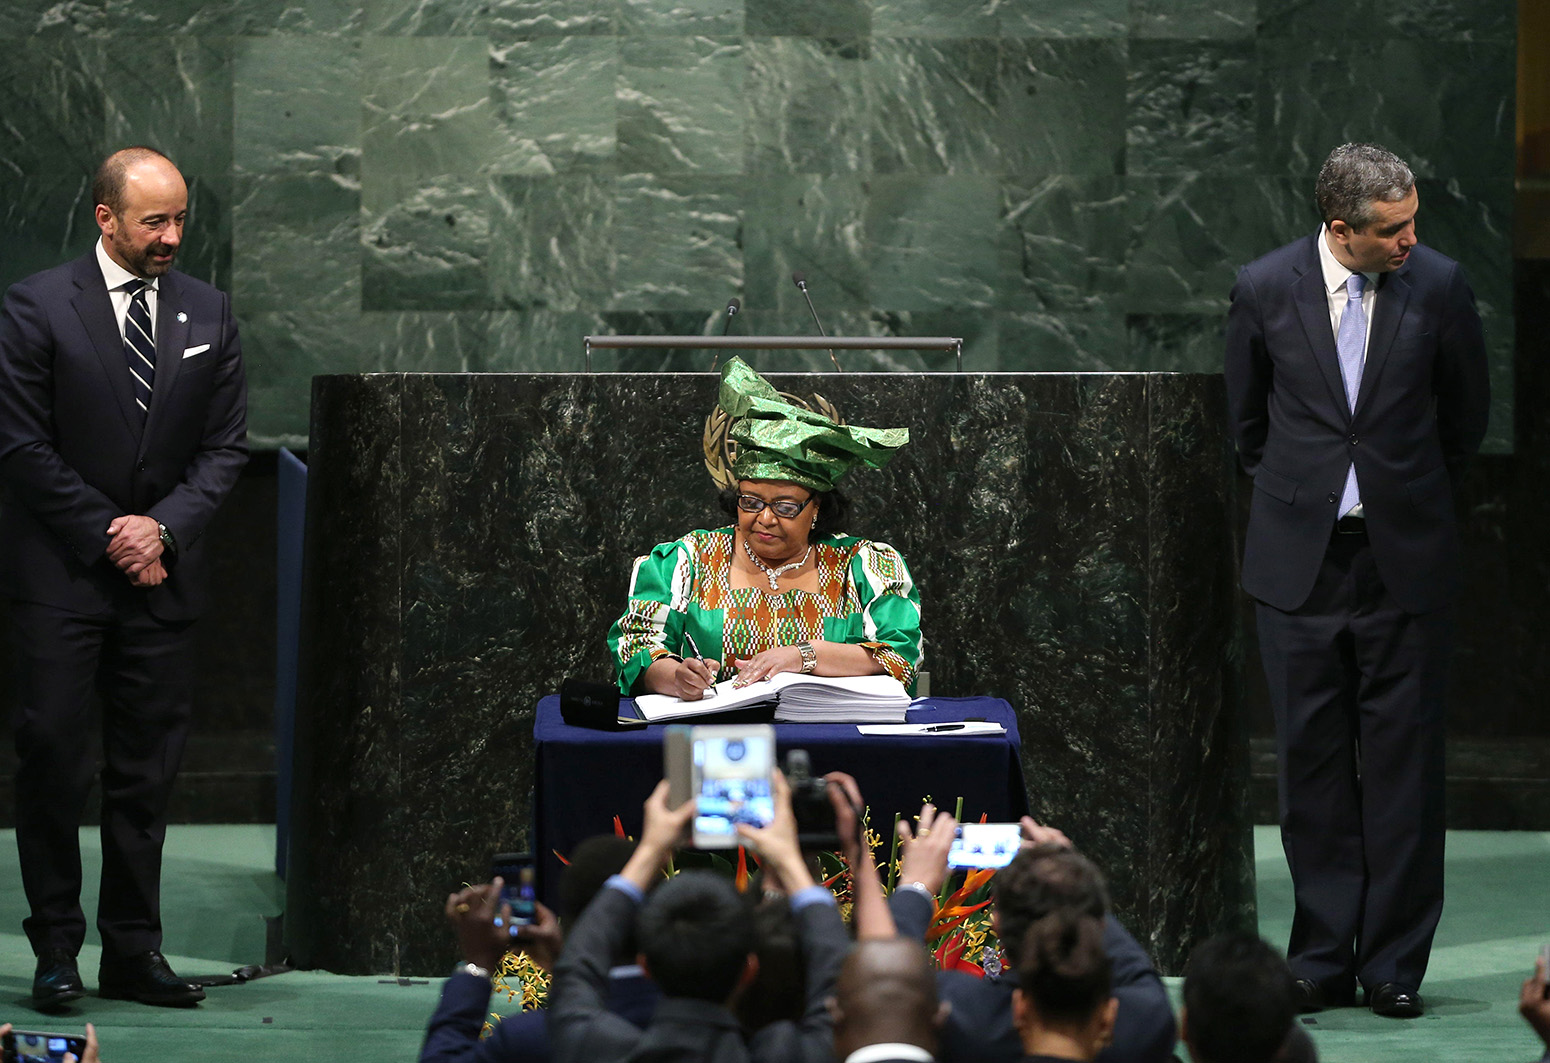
[1349,434,1358,445]
[1327,492,1338,503]
[137,459,146,471]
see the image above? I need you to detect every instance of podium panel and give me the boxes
[287,371,1250,975]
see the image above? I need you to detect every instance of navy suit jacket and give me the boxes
[1224,233,1488,613]
[889,891,1177,1063]
[0,248,248,621]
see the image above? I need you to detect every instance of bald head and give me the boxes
[92,147,187,278]
[832,939,942,1057]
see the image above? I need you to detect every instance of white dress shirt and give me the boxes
[1316,224,1376,361]
[844,1045,934,1063]
[95,238,159,344]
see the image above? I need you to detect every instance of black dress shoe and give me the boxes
[1368,982,1424,1018]
[98,950,206,1007]
[32,949,85,1010]
[1293,978,1328,1013]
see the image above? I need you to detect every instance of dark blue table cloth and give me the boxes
[531,695,1027,905]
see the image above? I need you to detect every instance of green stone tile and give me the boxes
[362,37,497,181]
[489,176,615,312]
[0,39,105,178]
[998,309,1129,371]
[103,0,361,33]
[489,36,616,175]
[1479,309,1512,455]
[999,0,1125,37]
[232,174,361,315]
[1124,175,1314,315]
[488,0,615,35]
[617,37,744,175]
[745,0,868,36]
[0,173,99,292]
[1130,0,1253,38]
[1256,39,1514,181]
[871,39,1125,176]
[362,0,489,34]
[1259,0,1514,40]
[611,176,743,311]
[744,37,869,175]
[871,0,994,38]
[997,176,1126,314]
[177,175,236,295]
[487,310,609,370]
[103,36,233,185]
[865,176,999,311]
[863,308,991,372]
[1126,313,1227,373]
[0,0,107,36]
[619,0,741,35]
[1127,40,1256,175]
[234,37,362,179]
[362,177,492,310]
[743,175,868,313]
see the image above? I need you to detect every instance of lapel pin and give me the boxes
[177,312,188,323]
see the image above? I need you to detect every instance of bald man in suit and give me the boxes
[0,146,247,1007]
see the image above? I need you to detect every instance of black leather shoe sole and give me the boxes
[31,983,86,1010]
[98,980,206,1007]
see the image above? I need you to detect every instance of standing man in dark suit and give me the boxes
[0,146,248,1007]
[1225,143,1489,1019]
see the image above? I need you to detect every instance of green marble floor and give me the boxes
[0,825,1545,1061]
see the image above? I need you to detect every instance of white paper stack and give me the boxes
[635,671,910,724]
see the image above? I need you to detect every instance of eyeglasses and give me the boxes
[736,493,813,520]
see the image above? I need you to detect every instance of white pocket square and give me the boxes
[182,344,210,359]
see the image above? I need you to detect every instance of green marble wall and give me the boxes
[0,0,1515,449]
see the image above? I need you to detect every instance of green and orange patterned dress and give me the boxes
[608,527,923,696]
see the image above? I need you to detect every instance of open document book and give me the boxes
[634,672,911,724]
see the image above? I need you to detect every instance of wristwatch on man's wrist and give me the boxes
[156,521,176,557]
[797,640,817,674]
[454,961,491,981]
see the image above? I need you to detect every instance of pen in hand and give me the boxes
[683,632,711,701]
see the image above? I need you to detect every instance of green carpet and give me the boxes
[2,825,1547,1061]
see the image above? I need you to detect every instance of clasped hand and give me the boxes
[105,514,164,587]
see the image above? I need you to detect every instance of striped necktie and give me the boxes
[122,278,156,418]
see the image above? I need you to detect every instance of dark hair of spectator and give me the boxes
[1314,142,1414,231]
[1016,910,1112,1025]
[993,844,1110,965]
[1183,932,1298,1063]
[735,895,806,1034]
[718,486,851,541]
[92,146,175,216]
[634,871,754,1003]
[558,835,638,926]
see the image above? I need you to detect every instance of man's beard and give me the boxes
[112,230,176,277]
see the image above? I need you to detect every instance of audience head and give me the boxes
[559,835,638,926]
[634,870,755,1003]
[1181,932,1298,1063]
[992,843,1109,965]
[1011,910,1116,1061]
[830,938,944,1058]
[736,895,806,1033]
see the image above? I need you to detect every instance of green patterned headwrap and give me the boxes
[718,357,909,493]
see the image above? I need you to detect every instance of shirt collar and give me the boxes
[845,1045,935,1063]
[1317,225,1376,297]
[95,237,159,294]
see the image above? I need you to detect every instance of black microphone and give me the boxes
[711,298,740,370]
[792,271,841,371]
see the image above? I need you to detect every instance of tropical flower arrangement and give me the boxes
[487,800,1002,1028]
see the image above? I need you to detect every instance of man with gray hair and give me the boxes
[1225,143,1489,1019]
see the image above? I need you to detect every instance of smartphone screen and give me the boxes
[491,853,537,930]
[5,1031,87,1063]
[691,725,775,848]
[947,823,1023,869]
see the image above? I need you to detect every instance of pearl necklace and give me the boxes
[743,536,811,591]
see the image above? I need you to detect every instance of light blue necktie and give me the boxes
[1336,272,1366,516]
[122,278,156,419]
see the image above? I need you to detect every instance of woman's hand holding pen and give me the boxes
[670,656,720,701]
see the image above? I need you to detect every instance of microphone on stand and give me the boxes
[792,271,841,371]
[711,298,740,370]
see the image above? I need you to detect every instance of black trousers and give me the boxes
[1255,530,1450,994]
[8,595,193,959]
